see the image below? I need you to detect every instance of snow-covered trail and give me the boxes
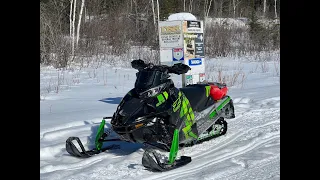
[40,97,279,180]
[40,58,280,180]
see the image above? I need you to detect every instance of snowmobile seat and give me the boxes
[179,84,214,112]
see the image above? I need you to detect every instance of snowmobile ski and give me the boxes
[66,118,121,158]
[142,149,191,172]
[66,137,119,158]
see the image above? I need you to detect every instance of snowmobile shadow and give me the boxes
[128,164,139,169]
[86,122,143,156]
[99,97,123,104]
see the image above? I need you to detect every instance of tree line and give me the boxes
[40,0,280,67]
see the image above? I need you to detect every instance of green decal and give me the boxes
[173,92,182,112]
[182,123,198,139]
[209,111,217,119]
[217,96,231,111]
[95,119,105,150]
[189,107,195,120]
[156,94,165,107]
[180,93,197,139]
[156,92,169,107]
[169,129,179,164]
[209,96,231,119]
[189,131,198,139]
[180,107,184,118]
[182,125,190,139]
[163,91,169,100]
[205,86,211,97]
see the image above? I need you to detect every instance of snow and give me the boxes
[168,12,197,21]
[40,52,280,180]
[205,18,248,28]
[204,17,280,29]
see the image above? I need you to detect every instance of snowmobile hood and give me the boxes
[113,97,144,125]
[112,93,158,126]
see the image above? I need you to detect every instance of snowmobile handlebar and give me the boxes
[131,59,191,75]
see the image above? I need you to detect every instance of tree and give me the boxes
[76,0,85,47]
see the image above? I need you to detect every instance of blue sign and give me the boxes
[188,58,202,66]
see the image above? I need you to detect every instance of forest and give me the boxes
[40,0,280,67]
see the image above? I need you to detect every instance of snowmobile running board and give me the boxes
[102,116,113,119]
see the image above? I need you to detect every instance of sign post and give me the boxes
[158,14,205,87]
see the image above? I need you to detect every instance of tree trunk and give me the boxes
[156,0,159,22]
[213,0,217,17]
[233,0,236,18]
[69,0,73,38]
[151,0,156,27]
[204,0,207,19]
[133,0,138,29]
[206,0,213,17]
[189,0,193,12]
[72,0,77,57]
[76,0,85,48]
[274,0,277,18]
[263,0,266,18]
[220,0,223,17]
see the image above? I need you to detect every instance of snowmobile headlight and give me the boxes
[139,83,166,98]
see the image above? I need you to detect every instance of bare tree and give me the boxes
[274,0,278,18]
[189,0,194,12]
[71,0,77,57]
[40,0,280,67]
[263,0,266,18]
[219,0,224,17]
[76,0,85,47]
[151,0,156,27]
[232,0,236,17]
[206,0,213,17]
[157,0,160,24]
[232,0,242,18]
[69,0,73,38]
[132,0,138,29]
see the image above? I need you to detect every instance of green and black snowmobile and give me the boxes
[66,59,235,171]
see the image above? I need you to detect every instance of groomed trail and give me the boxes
[40,59,280,180]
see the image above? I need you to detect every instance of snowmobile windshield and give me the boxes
[135,70,164,93]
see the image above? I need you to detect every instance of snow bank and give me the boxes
[168,12,197,21]
[205,18,248,28]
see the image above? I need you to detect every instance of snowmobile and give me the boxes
[66,59,235,171]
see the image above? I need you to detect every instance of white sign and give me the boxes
[159,21,183,48]
[159,15,205,87]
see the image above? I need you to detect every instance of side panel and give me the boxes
[166,88,198,143]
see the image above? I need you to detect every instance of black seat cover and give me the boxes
[179,84,214,112]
